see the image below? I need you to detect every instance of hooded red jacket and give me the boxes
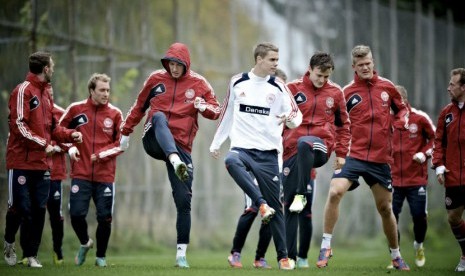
[432,101,465,187]
[121,43,220,153]
[59,98,123,183]
[344,72,409,164]
[283,72,350,161]
[6,73,75,170]
[391,105,435,187]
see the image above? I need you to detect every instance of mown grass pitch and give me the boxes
[0,239,458,276]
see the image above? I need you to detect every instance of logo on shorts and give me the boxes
[272,176,279,182]
[418,187,426,196]
[18,175,26,185]
[71,185,79,193]
[283,167,290,176]
[445,196,452,206]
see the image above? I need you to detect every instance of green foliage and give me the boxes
[112,68,139,108]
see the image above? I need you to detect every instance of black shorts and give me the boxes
[332,157,392,191]
[445,186,465,210]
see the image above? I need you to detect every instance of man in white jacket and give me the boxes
[210,42,302,270]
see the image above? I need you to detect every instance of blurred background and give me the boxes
[0,0,464,255]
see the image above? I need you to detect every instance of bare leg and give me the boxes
[371,184,398,248]
[323,178,351,234]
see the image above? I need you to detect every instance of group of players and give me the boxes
[3,41,465,272]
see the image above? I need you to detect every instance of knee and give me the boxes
[447,213,462,226]
[328,187,344,204]
[224,153,242,169]
[175,195,192,214]
[151,111,167,125]
[97,215,113,225]
[297,138,312,152]
[377,202,393,217]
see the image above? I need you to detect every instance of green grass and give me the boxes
[0,240,459,276]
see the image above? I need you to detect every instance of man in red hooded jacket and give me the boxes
[4,51,82,268]
[120,42,220,268]
[316,45,410,270]
[432,68,465,272]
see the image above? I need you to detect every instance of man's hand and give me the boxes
[45,144,55,156]
[53,145,62,153]
[68,146,80,161]
[194,97,207,112]
[333,157,346,170]
[72,132,83,143]
[435,165,449,185]
[276,113,287,125]
[413,152,426,164]
[210,149,220,159]
[119,135,130,150]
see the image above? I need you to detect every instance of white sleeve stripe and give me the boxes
[98,147,123,159]
[16,82,46,146]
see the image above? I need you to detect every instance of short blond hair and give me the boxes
[351,45,372,64]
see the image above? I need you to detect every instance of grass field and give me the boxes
[0,237,459,276]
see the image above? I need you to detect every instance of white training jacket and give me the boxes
[210,70,302,153]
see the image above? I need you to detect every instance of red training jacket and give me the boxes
[344,72,409,164]
[283,72,350,161]
[51,103,68,180]
[6,73,75,170]
[432,101,465,187]
[391,104,435,187]
[59,98,123,183]
[121,42,220,153]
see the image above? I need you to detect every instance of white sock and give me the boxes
[176,244,187,258]
[413,241,423,250]
[390,248,401,259]
[169,154,181,167]
[321,233,332,249]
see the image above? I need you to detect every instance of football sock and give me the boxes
[451,220,465,256]
[169,154,182,167]
[413,241,423,250]
[321,233,332,249]
[176,244,187,258]
[390,247,401,259]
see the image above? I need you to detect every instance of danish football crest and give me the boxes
[103,118,113,128]
[18,175,26,185]
[381,91,389,101]
[266,93,276,104]
[185,89,195,99]
[326,97,334,108]
[408,123,418,133]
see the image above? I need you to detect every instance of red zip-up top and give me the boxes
[391,104,436,187]
[6,73,75,170]
[51,103,68,180]
[121,43,220,153]
[283,72,351,161]
[344,72,408,164]
[59,98,123,183]
[432,101,465,187]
